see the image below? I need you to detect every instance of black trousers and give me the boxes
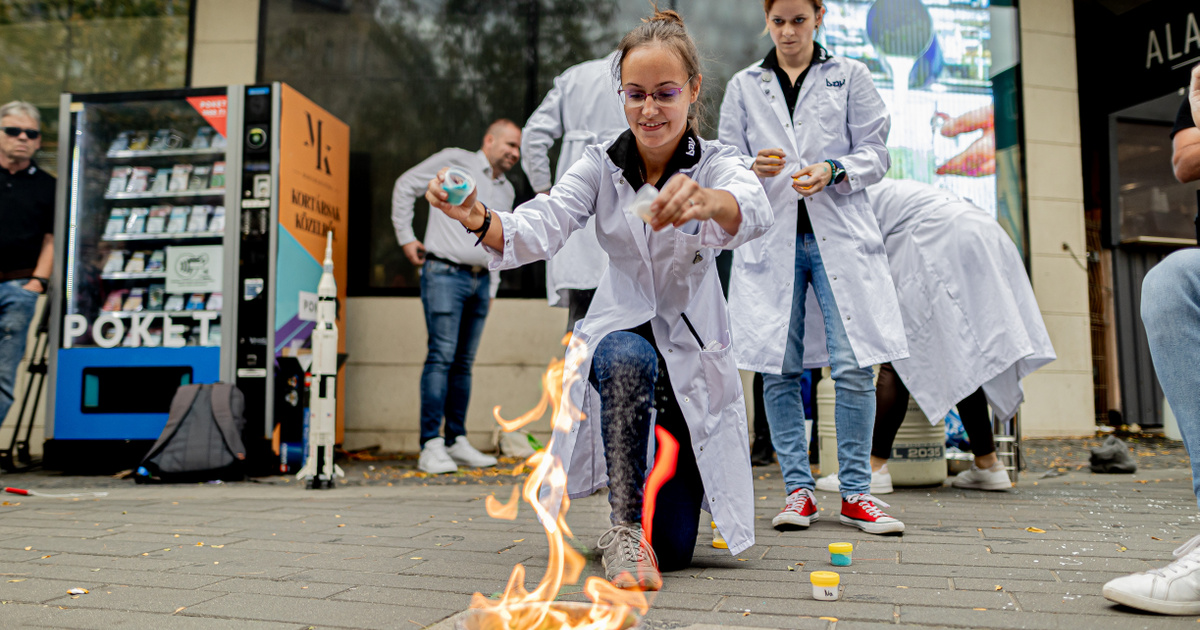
[872,362,995,460]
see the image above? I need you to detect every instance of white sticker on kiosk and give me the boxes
[244,278,264,301]
[298,291,317,322]
[166,245,223,294]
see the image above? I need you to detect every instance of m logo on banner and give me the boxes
[305,112,333,175]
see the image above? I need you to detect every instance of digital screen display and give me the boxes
[821,0,997,215]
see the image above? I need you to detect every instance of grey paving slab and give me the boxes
[0,576,107,604]
[41,584,226,614]
[200,576,351,598]
[0,602,305,630]
[184,591,456,628]
[719,595,894,621]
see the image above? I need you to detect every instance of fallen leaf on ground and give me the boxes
[211,545,224,549]
[66,588,88,595]
[23,547,30,551]
[973,608,987,611]
[1152,537,1162,541]
[897,586,908,589]
[40,555,50,559]
[513,539,525,543]
[820,617,838,622]
[994,585,1002,591]
[174,607,186,613]
[7,579,25,583]
[1025,527,1046,533]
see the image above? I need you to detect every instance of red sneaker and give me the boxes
[772,488,818,530]
[840,493,905,535]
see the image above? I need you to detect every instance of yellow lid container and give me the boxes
[810,571,840,587]
[828,543,853,554]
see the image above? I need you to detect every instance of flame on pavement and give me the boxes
[479,333,647,630]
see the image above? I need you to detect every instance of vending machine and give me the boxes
[45,84,349,470]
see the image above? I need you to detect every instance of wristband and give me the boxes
[463,203,492,246]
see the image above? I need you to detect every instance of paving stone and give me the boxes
[720,595,894,621]
[184,591,456,628]
[0,602,304,630]
[0,576,107,604]
[332,584,474,610]
[898,603,1187,630]
[42,584,226,614]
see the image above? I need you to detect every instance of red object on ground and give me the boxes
[4,487,107,498]
[641,425,679,547]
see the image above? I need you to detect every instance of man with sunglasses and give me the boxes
[0,100,54,438]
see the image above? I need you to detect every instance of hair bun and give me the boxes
[644,8,685,27]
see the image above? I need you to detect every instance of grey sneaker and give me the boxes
[951,461,1012,491]
[597,523,662,591]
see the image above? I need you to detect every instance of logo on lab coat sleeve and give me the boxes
[686,136,696,156]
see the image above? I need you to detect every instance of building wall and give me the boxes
[1014,0,1095,437]
[190,0,260,87]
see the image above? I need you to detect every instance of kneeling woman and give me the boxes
[425,10,772,591]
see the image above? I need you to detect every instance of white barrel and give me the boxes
[816,367,838,477]
[889,399,946,487]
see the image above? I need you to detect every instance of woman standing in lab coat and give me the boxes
[426,9,772,591]
[719,0,908,535]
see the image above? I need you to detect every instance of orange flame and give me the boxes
[485,485,521,521]
[472,333,646,629]
[641,425,679,548]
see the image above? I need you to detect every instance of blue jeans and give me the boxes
[763,234,875,498]
[590,330,705,571]
[1141,249,1200,508]
[0,280,38,429]
[418,260,491,445]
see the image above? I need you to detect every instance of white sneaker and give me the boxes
[1103,534,1200,615]
[951,461,1011,491]
[418,438,458,474]
[814,464,894,494]
[445,436,498,468]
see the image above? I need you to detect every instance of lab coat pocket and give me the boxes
[817,87,847,134]
[699,330,739,415]
[844,203,888,257]
[671,229,710,281]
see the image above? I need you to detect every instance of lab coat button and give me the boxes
[684,397,690,403]
[667,348,673,353]
[845,316,851,321]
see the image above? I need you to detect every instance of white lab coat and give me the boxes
[487,137,773,556]
[521,53,627,306]
[719,54,907,372]
[866,179,1056,422]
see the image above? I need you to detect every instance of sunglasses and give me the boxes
[2,127,40,140]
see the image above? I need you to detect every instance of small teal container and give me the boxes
[442,167,476,206]
[829,542,853,566]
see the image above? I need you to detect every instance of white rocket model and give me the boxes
[297,231,344,489]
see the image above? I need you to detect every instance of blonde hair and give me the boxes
[612,5,704,132]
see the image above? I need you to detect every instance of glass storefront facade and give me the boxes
[259,0,1016,296]
[0,0,193,176]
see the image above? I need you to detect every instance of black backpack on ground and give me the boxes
[135,383,248,483]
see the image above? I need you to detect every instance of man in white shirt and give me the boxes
[391,119,520,474]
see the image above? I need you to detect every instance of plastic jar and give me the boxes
[442,167,476,206]
[829,542,853,566]
[810,571,840,601]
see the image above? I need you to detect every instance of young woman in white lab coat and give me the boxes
[425,10,773,591]
[719,0,908,535]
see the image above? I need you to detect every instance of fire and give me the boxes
[478,333,647,630]
[640,425,678,547]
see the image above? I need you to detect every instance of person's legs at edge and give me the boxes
[442,271,497,468]
[763,233,818,529]
[417,263,470,473]
[807,236,903,534]
[590,331,663,590]
[817,361,903,494]
[0,282,37,429]
[1104,249,1200,615]
[950,388,1011,490]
